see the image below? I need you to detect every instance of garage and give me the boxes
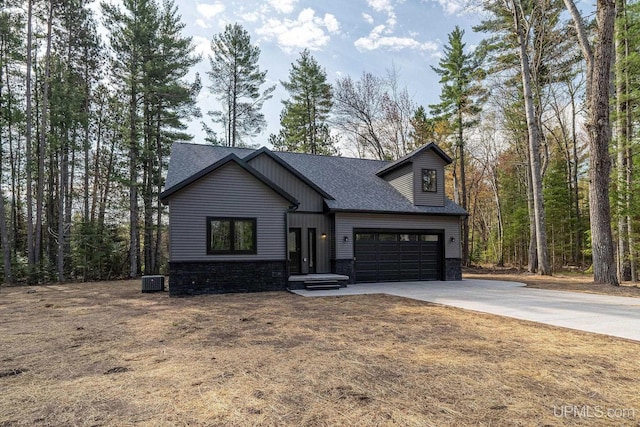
[354,230,443,283]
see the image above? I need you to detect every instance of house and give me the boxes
[159,142,467,296]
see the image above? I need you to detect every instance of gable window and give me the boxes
[207,217,257,254]
[422,169,437,192]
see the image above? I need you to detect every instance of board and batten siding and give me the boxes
[384,163,413,203]
[334,212,461,259]
[288,213,332,273]
[248,154,325,212]
[167,162,291,262]
[413,151,446,207]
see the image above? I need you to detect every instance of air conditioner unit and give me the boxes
[141,275,165,292]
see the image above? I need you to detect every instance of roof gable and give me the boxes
[244,147,334,200]
[376,142,452,177]
[159,153,299,206]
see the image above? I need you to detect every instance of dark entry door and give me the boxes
[354,231,442,283]
[288,228,302,274]
[308,228,317,274]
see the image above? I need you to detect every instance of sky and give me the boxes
[176,0,487,150]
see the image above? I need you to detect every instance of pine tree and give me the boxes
[0,1,24,284]
[430,25,486,267]
[274,49,335,155]
[103,0,161,278]
[141,0,200,274]
[205,23,275,147]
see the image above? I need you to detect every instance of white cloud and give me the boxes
[367,0,394,14]
[268,0,298,14]
[196,2,225,20]
[324,14,340,33]
[256,8,341,53]
[357,0,436,52]
[241,11,260,22]
[193,35,213,57]
[430,0,480,16]
[364,0,397,32]
[354,25,438,52]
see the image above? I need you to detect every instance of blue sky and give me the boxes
[176,0,486,146]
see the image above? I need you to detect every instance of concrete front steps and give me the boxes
[287,274,349,291]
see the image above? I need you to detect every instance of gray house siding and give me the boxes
[334,212,461,259]
[413,151,446,207]
[167,162,291,262]
[288,213,332,274]
[248,153,325,212]
[384,163,413,203]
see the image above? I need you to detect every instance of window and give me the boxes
[422,169,437,192]
[378,233,397,241]
[207,217,256,254]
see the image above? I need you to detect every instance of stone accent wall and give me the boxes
[445,258,462,281]
[169,260,287,296]
[332,259,355,284]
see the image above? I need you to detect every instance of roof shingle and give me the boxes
[163,143,467,216]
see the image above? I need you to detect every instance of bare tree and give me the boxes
[333,69,417,160]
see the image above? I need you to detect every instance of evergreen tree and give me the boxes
[430,25,486,267]
[103,0,161,278]
[410,106,451,147]
[274,49,335,155]
[141,0,200,274]
[0,1,24,284]
[205,23,275,147]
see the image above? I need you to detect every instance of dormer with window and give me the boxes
[377,143,452,207]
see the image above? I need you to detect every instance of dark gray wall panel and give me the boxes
[167,162,290,261]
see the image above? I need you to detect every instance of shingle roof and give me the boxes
[163,142,467,216]
[160,153,298,205]
[377,142,453,177]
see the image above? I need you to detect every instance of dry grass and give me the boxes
[1,280,640,426]
[464,268,640,298]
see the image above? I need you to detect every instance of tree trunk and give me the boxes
[513,1,551,275]
[526,148,538,273]
[458,111,469,267]
[129,84,139,279]
[615,1,631,281]
[35,2,53,278]
[563,0,618,285]
[0,75,12,284]
[25,0,35,280]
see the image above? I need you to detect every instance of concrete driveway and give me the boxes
[291,279,640,341]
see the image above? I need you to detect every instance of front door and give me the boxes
[288,228,302,275]
[308,228,317,274]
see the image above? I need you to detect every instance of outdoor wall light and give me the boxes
[321,233,327,239]
[450,237,456,243]
[343,236,349,242]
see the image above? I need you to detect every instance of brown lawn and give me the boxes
[1,280,639,426]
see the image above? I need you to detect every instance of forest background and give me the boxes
[0,0,634,286]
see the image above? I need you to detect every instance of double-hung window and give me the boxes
[207,217,257,254]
